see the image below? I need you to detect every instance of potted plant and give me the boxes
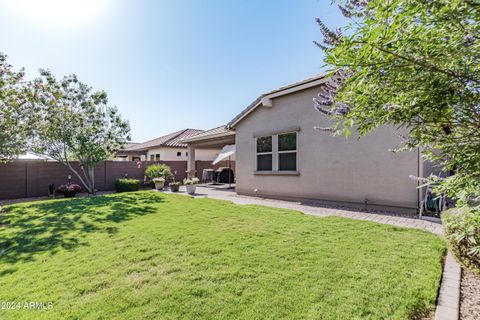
[57,183,82,198]
[153,177,165,190]
[183,177,199,195]
[169,170,180,192]
[169,181,180,192]
[145,164,173,189]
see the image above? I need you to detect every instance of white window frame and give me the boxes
[255,131,298,173]
[277,132,297,171]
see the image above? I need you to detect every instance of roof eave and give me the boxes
[227,74,332,129]
[181,130,235,144]
[227,99,262,129]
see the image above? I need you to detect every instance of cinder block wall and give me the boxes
[0,160,236,200]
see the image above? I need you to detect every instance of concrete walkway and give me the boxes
[165,186,443,235]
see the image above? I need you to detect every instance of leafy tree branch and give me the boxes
[314,0,480,210]
[31,71,131,194]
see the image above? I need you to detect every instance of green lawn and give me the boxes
[0,191,445,319]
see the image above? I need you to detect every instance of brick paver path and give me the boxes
[166,186,443,235]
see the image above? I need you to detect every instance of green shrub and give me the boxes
[145,164,173,181]
[442,207,480,275]
[115,178,141,193]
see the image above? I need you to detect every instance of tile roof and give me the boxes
[125,129,204,151]
[121,142,140,150]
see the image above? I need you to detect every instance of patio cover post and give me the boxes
[186,144,196,178]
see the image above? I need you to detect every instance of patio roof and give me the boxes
[182,126,236,177]
[180,125,234,144]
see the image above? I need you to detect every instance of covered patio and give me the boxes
[180,125,236,185]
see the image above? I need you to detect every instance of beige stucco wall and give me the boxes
[147,147,219,161]
[234,85,420,210]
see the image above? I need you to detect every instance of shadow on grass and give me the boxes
[0,192,163,265]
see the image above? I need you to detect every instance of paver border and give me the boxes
[435,252,461,320]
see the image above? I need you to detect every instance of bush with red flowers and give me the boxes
[57,184,82,198]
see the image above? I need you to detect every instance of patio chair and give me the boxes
[201,169,214,184]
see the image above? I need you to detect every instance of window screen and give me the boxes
[257,154,273,171]
[278,133,296,151]
[256,136,273,171]
[278,132,297,171]
[256,136,272,153]
[279,153,296,171]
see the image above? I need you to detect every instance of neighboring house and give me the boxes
[15,153,55,161]
[114,129,219,162]
[114,143,142,161]
[183,74,431,213]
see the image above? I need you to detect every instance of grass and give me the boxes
[0,191,445,319]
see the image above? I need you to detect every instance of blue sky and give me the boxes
[0,0,346,142]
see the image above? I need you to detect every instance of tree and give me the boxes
[0,53,30,161]
[314,0,480,212]
[31,71,131,194]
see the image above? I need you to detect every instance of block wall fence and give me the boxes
[0,160,235,200]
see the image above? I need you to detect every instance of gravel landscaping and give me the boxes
[460,267,480,320]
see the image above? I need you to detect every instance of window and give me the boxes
[155,154,160,161]
[278,132,296,151]
[150,154,154,161]
[177,151,182,157]
[256,136,272,171]
[278,133,296,171]
[255,132,297,172]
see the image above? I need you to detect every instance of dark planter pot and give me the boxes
[63,191,76,198]
[170,184,180,192]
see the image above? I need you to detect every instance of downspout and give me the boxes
[417,147,424,215]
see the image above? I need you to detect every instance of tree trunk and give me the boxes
[79,163,96,195]
[86,165,96,195]
[62,160,92,194]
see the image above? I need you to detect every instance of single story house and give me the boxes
[182,74,433,213]
[115,128,220,162]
